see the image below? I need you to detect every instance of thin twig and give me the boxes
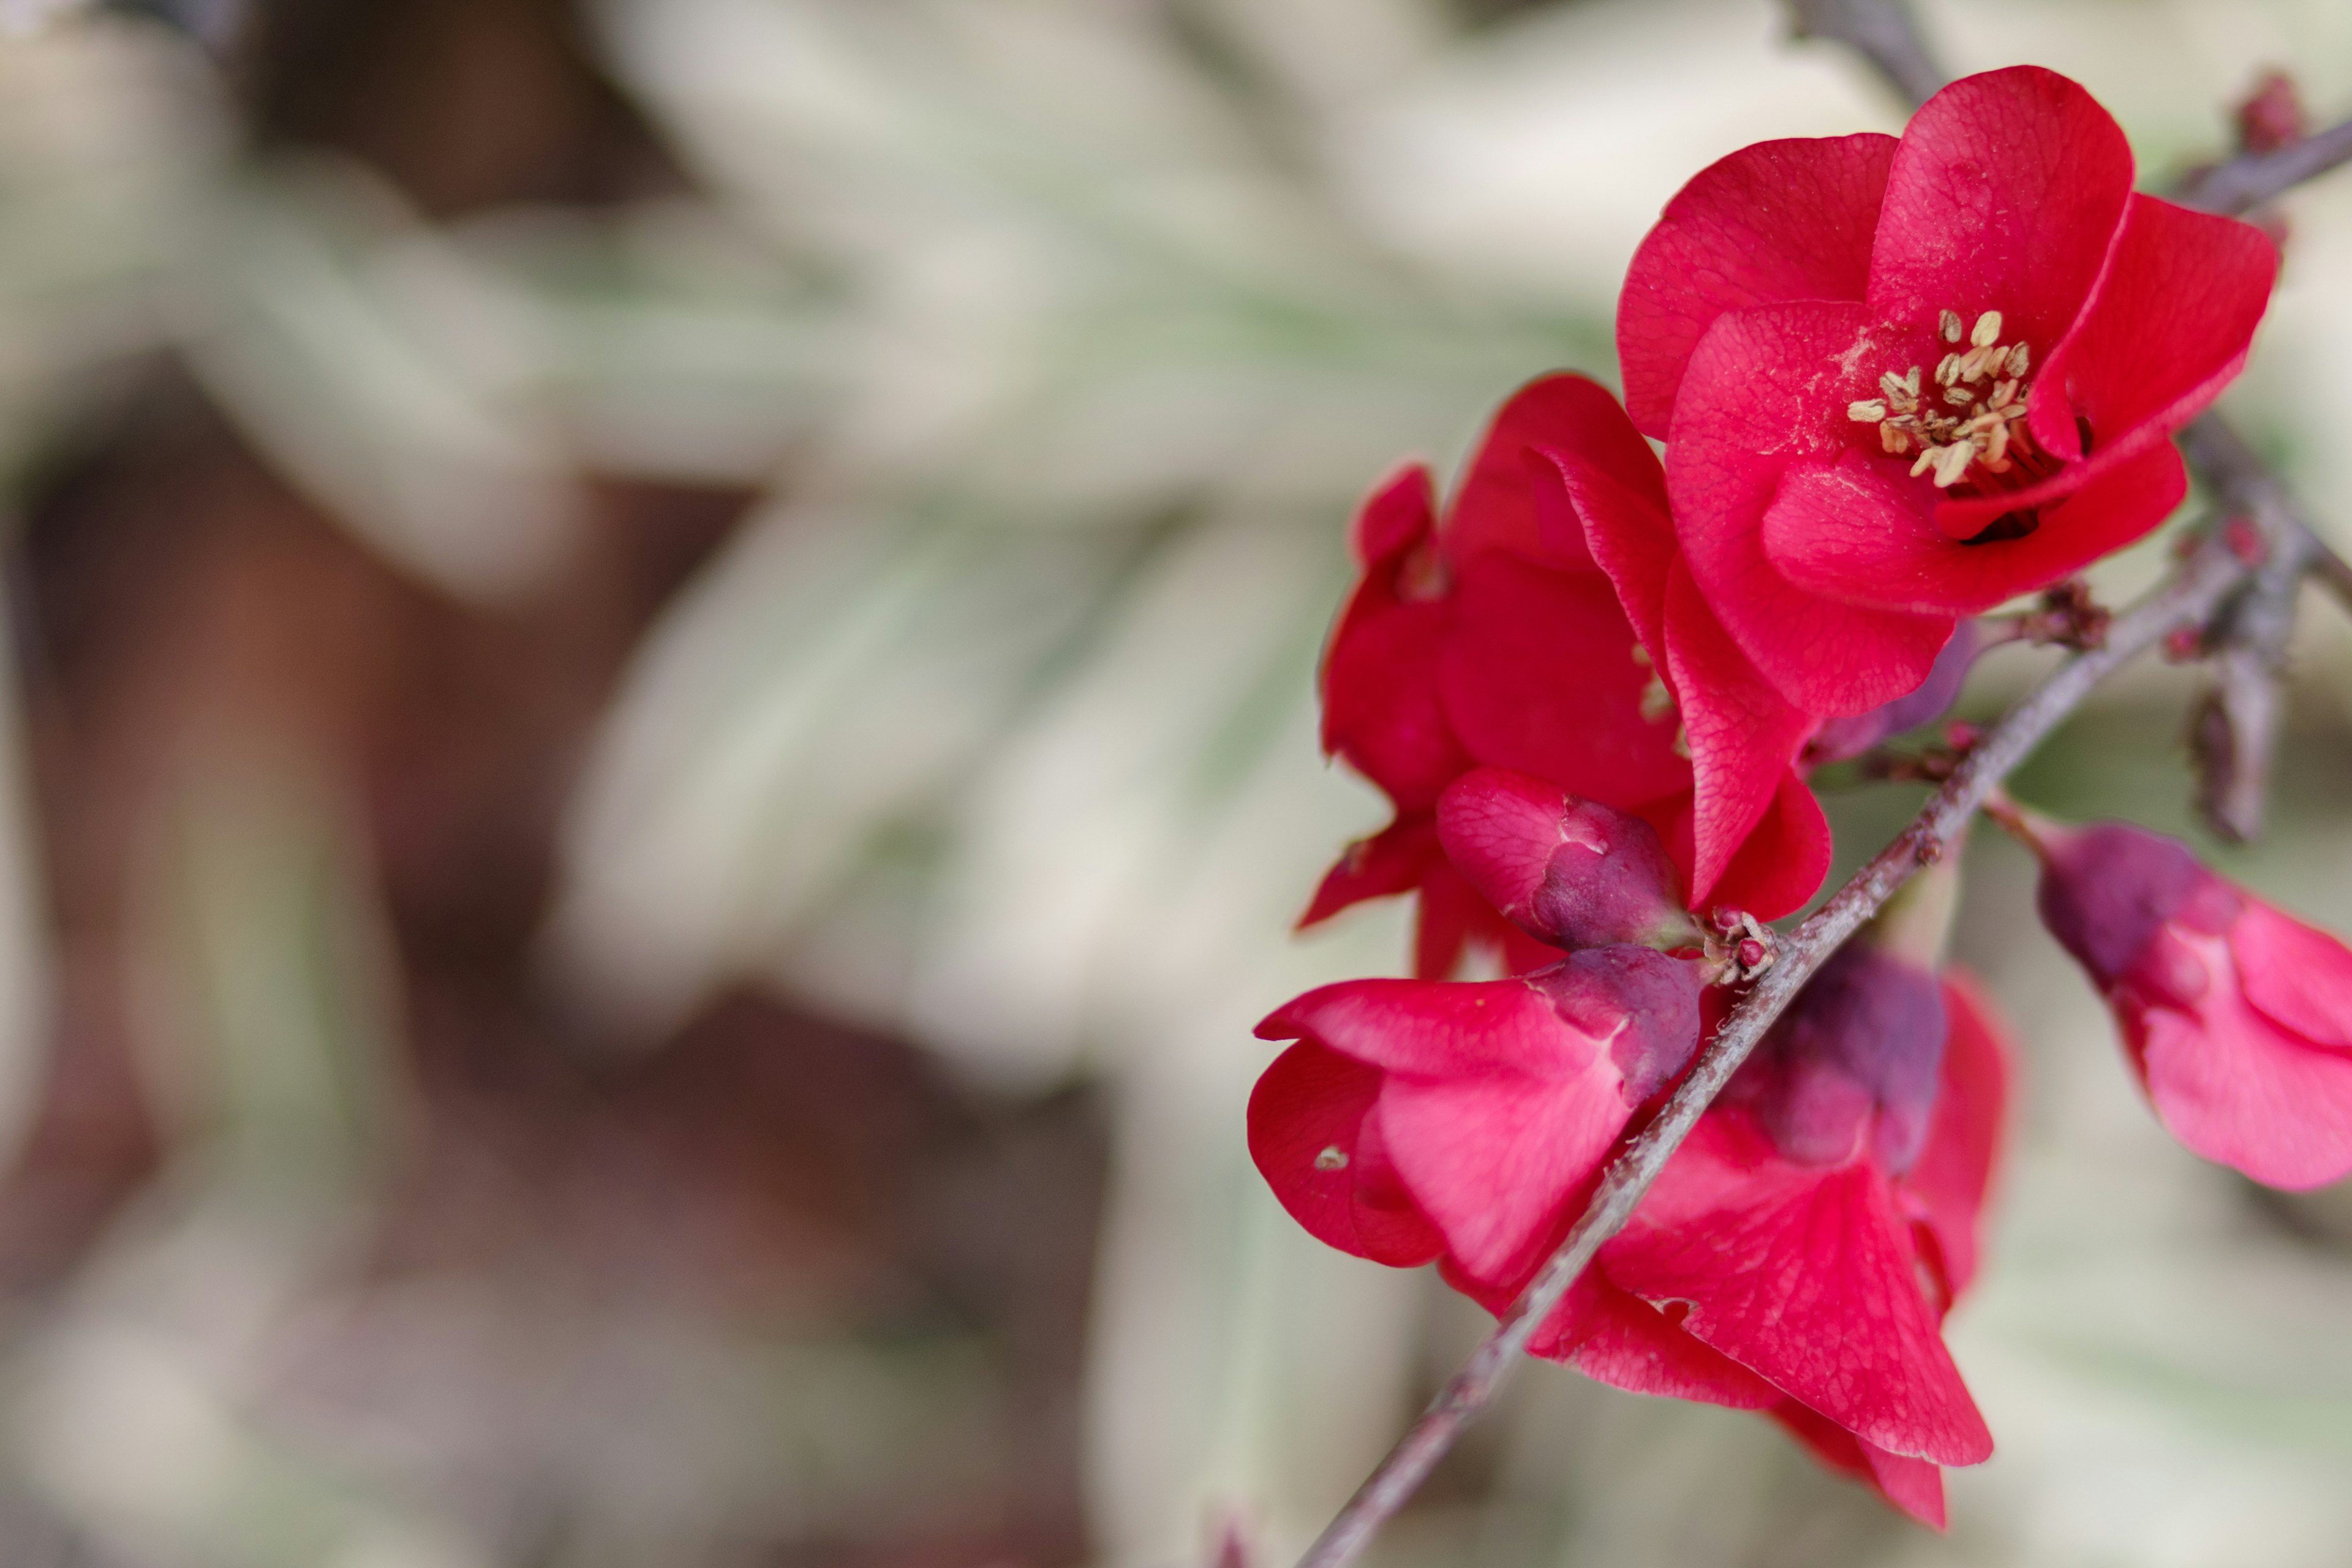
[1784,0,1944,108]
[1292,538,2251,1568]
[2177,116,2352,216]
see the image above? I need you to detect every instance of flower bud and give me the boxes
[1436,767,1703,953]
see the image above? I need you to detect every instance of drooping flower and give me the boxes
[1615,64,2275,804]
[1308,375,1831,975]
[2022,815,2352,1188]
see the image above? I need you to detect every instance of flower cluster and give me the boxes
[1253,64,2352,1528]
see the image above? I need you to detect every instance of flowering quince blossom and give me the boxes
[1609,64,2277,862]
[1308,374,1832,976]
[2025,816,2352,1188]
[1254,788,2011,1525]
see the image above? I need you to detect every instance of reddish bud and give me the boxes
[1438,768,1703,954]
[2163,624,2204,663]
[2236,69,2307,154]
[2222,513,2267,566]
[1736,937,1768,970]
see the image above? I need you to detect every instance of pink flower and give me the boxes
[1308,375,1831,975]
[2030,819,2352,1188]
[1611,66,2275,832]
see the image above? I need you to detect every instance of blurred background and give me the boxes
[0,1,2350,1564]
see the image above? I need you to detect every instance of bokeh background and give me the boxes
[1,1,2351,1564]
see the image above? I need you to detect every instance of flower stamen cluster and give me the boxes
[1848,310,2037,488]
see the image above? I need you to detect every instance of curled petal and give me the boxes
[1903,969,2013,1303]
[1321,469,1468,809]
[1436,767,1697,952]
[1619,133,1895,438]
[1447,374,1656,569]
[1535,441,1676,677]
[1771,1401,1948,1529]
[1706,769,1833,923]
[2234,901,2352,1049]
[1247,1041,1443,1267]
[1298,815,1439,930]
[1762,443,2185,616]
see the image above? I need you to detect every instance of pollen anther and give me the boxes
[1939,309,1964,343]
[1970,311,2002,348]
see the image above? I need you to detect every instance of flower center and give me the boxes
[1845,308,2056,496]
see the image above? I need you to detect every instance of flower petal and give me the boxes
[1437,768,1696,951]
[1534,440,1675,675]
[1447,374,1654,569]
[1255,974,1607,1081]
[1667,301,1956,714]
[1439,553,1690,807]
[1902,969,2013,1303]
[1299,814,1439,930]
[2024,192,2277,469]
[1762,442,2185,616]
[1412,855,1558,980]
[1662,560,1825,908]
[1322,469,1469,809]
[2233,900,2352,1049]
[1600,1112,1994,1464]
[1247,1041,1444,1267]
[2132,929,2352,1189]
[1770,1401,1948,1529]
[1708,769,1833,922]
[1868,66,2133,360]
[1619,134,1896,437]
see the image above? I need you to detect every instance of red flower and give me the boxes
[1250,944,1706,1284]
[1615,64,2275,774]
[2029,818,2352,1188]
[1309,375,1830,974]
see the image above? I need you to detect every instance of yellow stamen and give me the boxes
[1849,399,1889,423]
[2006,342,2030,377]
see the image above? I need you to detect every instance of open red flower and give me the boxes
[1505,956,2011,1528]
[1309,375,1831,974]
[1618,64,2275,729]
[2029,818,2352,1188]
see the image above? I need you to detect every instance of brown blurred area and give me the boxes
[1,2,1104,1561]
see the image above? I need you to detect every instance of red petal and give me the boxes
[1446,374,1654,570]
[1299,815,1440,930]
[1412,857,1555,980]
[2022,192,2277,470]
[1709,768,1833,922]
[1770,1401,1949,1528]
[1619,134,1895,438]
[2130,928,2352,1189]
[1867,66,2133,362]
[2234,900,2352,1048]
[1247,1041,1444,1267]
[1534,442,1676,679]
[1439,554,1689,807]
[1353,461,1439,568]
[1256,974,1607,1082]
[1903,969,2014,1303]
[1661,561,1823,909]
[1434,769,1566,935]
[1599,1112,1994,1464]
[1762,443,2185,616]
[1665,301,1956,715]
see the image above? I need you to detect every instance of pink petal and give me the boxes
[1662,561,1825,909]
[1868,66,2133,363]
[1709,769,1833,922]
[2130,929,2352,1189]
[2024,192,2277,470]
[1247,1041,1444,1267]
[1298,815,1439,930]
[1619,133,1896,437]
[1666,301,1958,715]
[2233,900,2352,1049]
[1412,856,1558,980]
[1433,768,1562,932]
[1762,443,2186,616]
[1771,1400,1949,1528]
[1902,969,2013,1303]
[1446,374,1654,570]
[1439,553,1691,808]
[1600,1112,1994,1464]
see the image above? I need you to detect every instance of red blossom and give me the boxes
[1307,376,1832,973]
[2031,819,2352,1189]
[1616,64,2275,782]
